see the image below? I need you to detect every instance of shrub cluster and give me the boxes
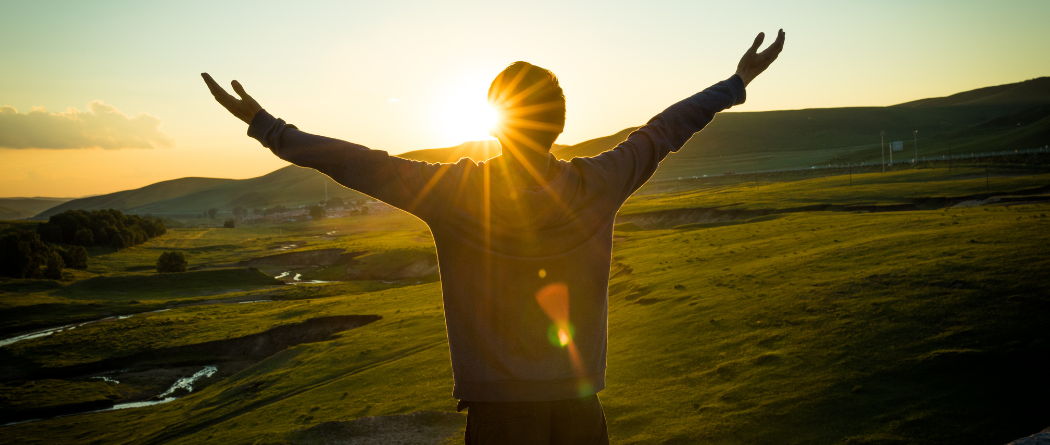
[37,209,166,250]
[0,231,88,279]
[156,251,187,273]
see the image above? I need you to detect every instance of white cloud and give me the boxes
[0,101,174,149]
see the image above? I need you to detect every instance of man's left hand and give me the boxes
[201,73,264,124]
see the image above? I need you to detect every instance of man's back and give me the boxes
[204,29,784,443]
[245,73,745,402]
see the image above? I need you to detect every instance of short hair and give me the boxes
[488,61,566,150]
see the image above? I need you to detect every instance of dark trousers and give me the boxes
[460,395,610,445]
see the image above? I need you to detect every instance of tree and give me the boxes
[360,206,369,215]
[156,251,187,273]
[44,252,64,280]
[74,228,94,246]
[223,219,236,228]
[65,246,88,270]
[232,206,246,220]
[37,223,63,244]
[40,209,165,249]
[309,205,325,221]
[326,197,344,209]
[0,231,50,279]
[207,208,218,219]
[54,245,84,271]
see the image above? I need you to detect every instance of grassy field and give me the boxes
[623,166,1050,215]
[1,171,1049,444]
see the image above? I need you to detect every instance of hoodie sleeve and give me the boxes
[247,111,461,221]
[580,75,746,205]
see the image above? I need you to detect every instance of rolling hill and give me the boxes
[29,76,1049,218]
[0,197,72,220]
[34,177,235,219]
[128,166,366,215]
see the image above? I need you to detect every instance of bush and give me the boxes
[39,209,165,250]
[44,252,64,280]
[309,205,325,221]
[64,246,89,270]
[223,219,236,228]
[156,251,187,273]
[0,231,50,279]
[73,228,94,246]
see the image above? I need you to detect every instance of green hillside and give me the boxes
[894,77,1050,108]
[647,77,1050,178]
[130,166,365,215]
[0,198,72,220]
[34,178,234,219]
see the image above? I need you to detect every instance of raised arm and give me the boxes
[584,30,785,204]
[201,73,459,220]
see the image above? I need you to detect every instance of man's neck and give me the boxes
[496,140,552,184]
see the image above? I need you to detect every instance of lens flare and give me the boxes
[558,329,569,346]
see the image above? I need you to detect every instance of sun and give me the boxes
[437,97,498,144]
[433,77,500,145]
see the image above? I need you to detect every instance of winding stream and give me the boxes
[2,365,219,427]
[274,271,334,285]
[0,309,168,349]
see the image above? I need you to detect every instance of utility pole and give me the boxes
[948,142,952,172]
[881,131,886,173]
[914,130,918,164]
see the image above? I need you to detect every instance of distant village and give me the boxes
[235,197,394,224]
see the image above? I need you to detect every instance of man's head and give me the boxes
[488,61,565,157]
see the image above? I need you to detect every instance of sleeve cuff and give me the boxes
[247,109,277,145]
[727,74,747,106]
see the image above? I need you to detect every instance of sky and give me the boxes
[1,0,1048,198]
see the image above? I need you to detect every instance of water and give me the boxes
[0,319,107,348]
[276,271,334,285]
[1,365,219,427]
[1,308,228,349]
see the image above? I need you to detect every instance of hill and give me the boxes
[648,77,1050,178]
[34,177,234,219]
[0,198,72,220]
[894,77,1050,108]
[129,166,366,215]
[397,140,504,164]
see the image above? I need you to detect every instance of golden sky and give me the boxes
[2,0,1048,198]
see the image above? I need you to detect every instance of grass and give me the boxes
[1,172,1049,444]
[2,283,379,370]
[622,166,1050,215]
[54,269,283,301]
[0,379,120,419]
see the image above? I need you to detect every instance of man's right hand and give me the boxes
[735,29,786,87]
[201,73,264,125]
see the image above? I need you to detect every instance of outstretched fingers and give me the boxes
[748,32,765,55]
[761,29,786,59]
[231,80,252,101]
[202,73,237,105]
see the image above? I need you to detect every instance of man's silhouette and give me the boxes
[203,29,784,444]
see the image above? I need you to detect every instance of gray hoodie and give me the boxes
[248,74,746,402]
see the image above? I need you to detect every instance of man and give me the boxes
[203,29,784,444]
